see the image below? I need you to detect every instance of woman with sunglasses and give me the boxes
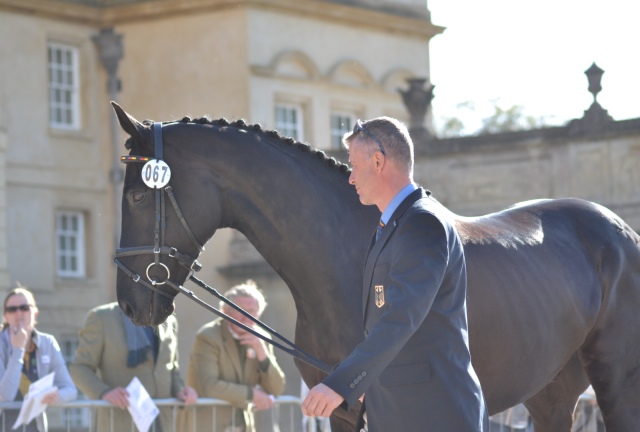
[0,288,77,432]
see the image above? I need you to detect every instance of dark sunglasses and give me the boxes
[5,304,32,313]
[354,119,386,155]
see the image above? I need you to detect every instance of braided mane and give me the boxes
[173,116,352,175]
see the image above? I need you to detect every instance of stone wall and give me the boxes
[411,118,640,231]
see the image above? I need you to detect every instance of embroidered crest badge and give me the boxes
[375,285,385,308]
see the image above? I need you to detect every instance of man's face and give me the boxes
[349,144,379,205]
[224,295,261,336]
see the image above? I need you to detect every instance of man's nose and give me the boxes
[349,172,355,185]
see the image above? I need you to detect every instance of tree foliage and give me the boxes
[436,99,556,138]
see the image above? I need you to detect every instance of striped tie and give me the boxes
[376,220,385,241]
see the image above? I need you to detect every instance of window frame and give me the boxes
[55,211,86,279]
[330,112,356,150]
[275,103,304,141]
[48,42,81,130]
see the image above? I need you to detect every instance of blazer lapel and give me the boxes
[362,224,396,317]
[243,355,258,386]
[361,188,426,320]
[221,324,244,381]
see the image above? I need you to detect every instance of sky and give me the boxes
[427,0,640,134]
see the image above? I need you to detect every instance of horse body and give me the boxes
[113,105,640,432]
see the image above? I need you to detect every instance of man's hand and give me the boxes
[252,387,274,411]
[302,383,344,417]
[41,389,59,405]
[177,386,198,405]
[101,387,130,409]
[238,332,268,361]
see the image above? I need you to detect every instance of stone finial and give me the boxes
[585,62,604,102]
[568,62,613,135]
[399,78,434,138]
[92,28,124,94]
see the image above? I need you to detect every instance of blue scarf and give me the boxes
[120,309,151,368]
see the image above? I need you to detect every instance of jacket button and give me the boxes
[361,371,367,377]
[353,379,359,384]
[350,383,355,389]
[357,375,362,380]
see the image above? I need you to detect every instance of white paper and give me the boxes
[12,372,57,430]
[126,377,159,432]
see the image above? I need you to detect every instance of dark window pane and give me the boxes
[60,255,67,270]
[70,256,77,271]
[59,236,66,250]
[70,237,76,251]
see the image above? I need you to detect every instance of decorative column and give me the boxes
[93,28,124,250]
[399,78,435,141]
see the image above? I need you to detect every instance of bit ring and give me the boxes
[146,262,170,285]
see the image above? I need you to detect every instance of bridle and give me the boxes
[115,122,332,374]
[115,123,204,301]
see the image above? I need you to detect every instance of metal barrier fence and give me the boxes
[0,392,604,432]
[489,393,604,432]
[0,396,314,432]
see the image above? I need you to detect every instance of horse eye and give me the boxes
[132,192,145,203]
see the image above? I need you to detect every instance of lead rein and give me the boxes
[166,278,333,374]
[188,275,323,364]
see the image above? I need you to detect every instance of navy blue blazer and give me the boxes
[323,188,489,431]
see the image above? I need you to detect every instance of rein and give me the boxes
[115,122,332,375]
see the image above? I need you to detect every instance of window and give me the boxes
[48,43,80,129]
[56,211,85,278]
[331,113,354,149]
[275,104,303,140]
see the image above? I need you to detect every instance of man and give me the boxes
[185,280,285,432]
[70,302,197,432]
[302,117,489,431]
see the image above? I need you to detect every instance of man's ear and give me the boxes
[373,151,385,172]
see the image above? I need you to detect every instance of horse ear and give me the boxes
[111,101,146,144]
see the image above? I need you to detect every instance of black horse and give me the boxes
[112,103,640,432]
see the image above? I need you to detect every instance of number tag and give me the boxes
[142,160,171,188]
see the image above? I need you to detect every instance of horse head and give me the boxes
[112,103,219,326]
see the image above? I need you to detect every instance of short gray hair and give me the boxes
[220,280,267,315]
[343,117,414,176]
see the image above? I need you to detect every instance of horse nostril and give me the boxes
[120,300,134,318]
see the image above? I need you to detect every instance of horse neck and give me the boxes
[201,127,377,310]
